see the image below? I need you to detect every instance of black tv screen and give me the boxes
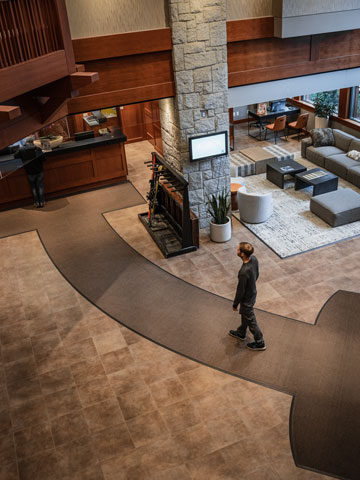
[74,130,95,141]
[189,131,228,162]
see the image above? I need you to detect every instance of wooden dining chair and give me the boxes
[265,115,287,144]
[287,113,309,141]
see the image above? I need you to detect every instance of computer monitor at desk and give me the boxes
[74,131,95,141]
[269,99,286,112]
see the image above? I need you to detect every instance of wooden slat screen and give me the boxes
[0,0,62,68]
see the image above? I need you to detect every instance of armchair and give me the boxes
[237,187,273,223]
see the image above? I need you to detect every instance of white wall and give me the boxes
[273,0,360,17]
[228,68,360,108]
[65,0,167,39]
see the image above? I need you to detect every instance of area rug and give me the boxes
[233,156,360,258]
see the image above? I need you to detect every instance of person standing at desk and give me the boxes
[15,138,46,208]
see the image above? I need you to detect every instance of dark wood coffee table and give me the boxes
[295,168,338,196]
[266,159,307,189]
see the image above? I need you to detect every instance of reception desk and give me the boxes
[0,129,127,209]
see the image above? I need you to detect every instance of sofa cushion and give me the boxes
[347,165,360,188]
[310,128,334,147]
[306,145,343,167]
[310,188,360,227]
[348,138,360,152]
[324,153,359,179]
[346,150,360,160]
[332,129,354,151]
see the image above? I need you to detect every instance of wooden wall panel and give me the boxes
[227,24,360,87]
[120,104,145,143]
[318,30,360,59]
[0,142,127,208]
[68,29,174,114]
[228,37,310,74]
[73,29,172,61]
[6,175,30,200]
[227,17,274,42]
[0,51,69,103]
[72,52,173,97]
[68,83,175,115]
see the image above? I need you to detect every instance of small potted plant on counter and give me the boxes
[207,189,232,242]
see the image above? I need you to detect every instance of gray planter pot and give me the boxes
[210,216,231,242]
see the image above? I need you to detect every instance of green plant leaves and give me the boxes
[207,189,231,225]
[313,92,337,118]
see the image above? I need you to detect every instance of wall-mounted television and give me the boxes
[189,131,228,162]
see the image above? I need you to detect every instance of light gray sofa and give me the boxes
[301,129,360,188]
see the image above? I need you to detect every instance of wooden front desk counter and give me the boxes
[0,129,127,209]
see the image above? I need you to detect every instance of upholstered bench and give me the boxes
[239,145,294,174]
[230,151,255,177]
[310,188,360,227]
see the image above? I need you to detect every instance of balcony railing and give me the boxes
[0,0,61,68]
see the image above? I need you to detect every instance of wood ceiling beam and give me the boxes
[0,105,21,123]
[70,72,99,90]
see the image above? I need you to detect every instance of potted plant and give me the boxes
[313,92,337,128]
[207,189,232,242]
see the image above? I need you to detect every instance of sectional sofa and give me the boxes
[301,128,360,188]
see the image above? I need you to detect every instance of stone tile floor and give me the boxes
[113,126,360,326]
[0,125,343,479]
[0,231,330,479]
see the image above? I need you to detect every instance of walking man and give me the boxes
[229,242,266,351]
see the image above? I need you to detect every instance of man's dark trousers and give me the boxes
[237,305,263,343]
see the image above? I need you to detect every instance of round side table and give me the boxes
[230,183,242,211]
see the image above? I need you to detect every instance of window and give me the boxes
[302,90,339,114]
[350,86,360,122]
[302,93,317,104]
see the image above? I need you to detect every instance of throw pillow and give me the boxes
[346,150,360,161]
[310,128,335,148]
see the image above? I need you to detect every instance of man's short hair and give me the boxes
[239,242,254,258]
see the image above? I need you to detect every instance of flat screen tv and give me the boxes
[189,131,228,162]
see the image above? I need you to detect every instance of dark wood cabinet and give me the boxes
[0,135,127,209]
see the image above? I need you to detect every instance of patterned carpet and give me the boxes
[233,156,360,258]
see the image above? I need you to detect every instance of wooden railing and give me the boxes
[0,0,61,68]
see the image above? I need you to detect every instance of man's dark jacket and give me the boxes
[233,255,259,310]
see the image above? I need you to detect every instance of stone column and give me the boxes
[160,0,230,228]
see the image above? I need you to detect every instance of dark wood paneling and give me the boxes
[120,104,145,143]
[69,29,174,113]
[70,52,174,96]
[0,96,69,150]
[0,142,127,208]
[227,17,274,42]
[0,50,69,103]
[73,28,172,62]
[0,0,62,68]
[6,175,30,200]
[338,88,351,119]
[228,37,310,74]
[319,30,360,59]
[68,82,175,114]
[55,0,76,73]
[228,30,360,87]
[55,161,95,187]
